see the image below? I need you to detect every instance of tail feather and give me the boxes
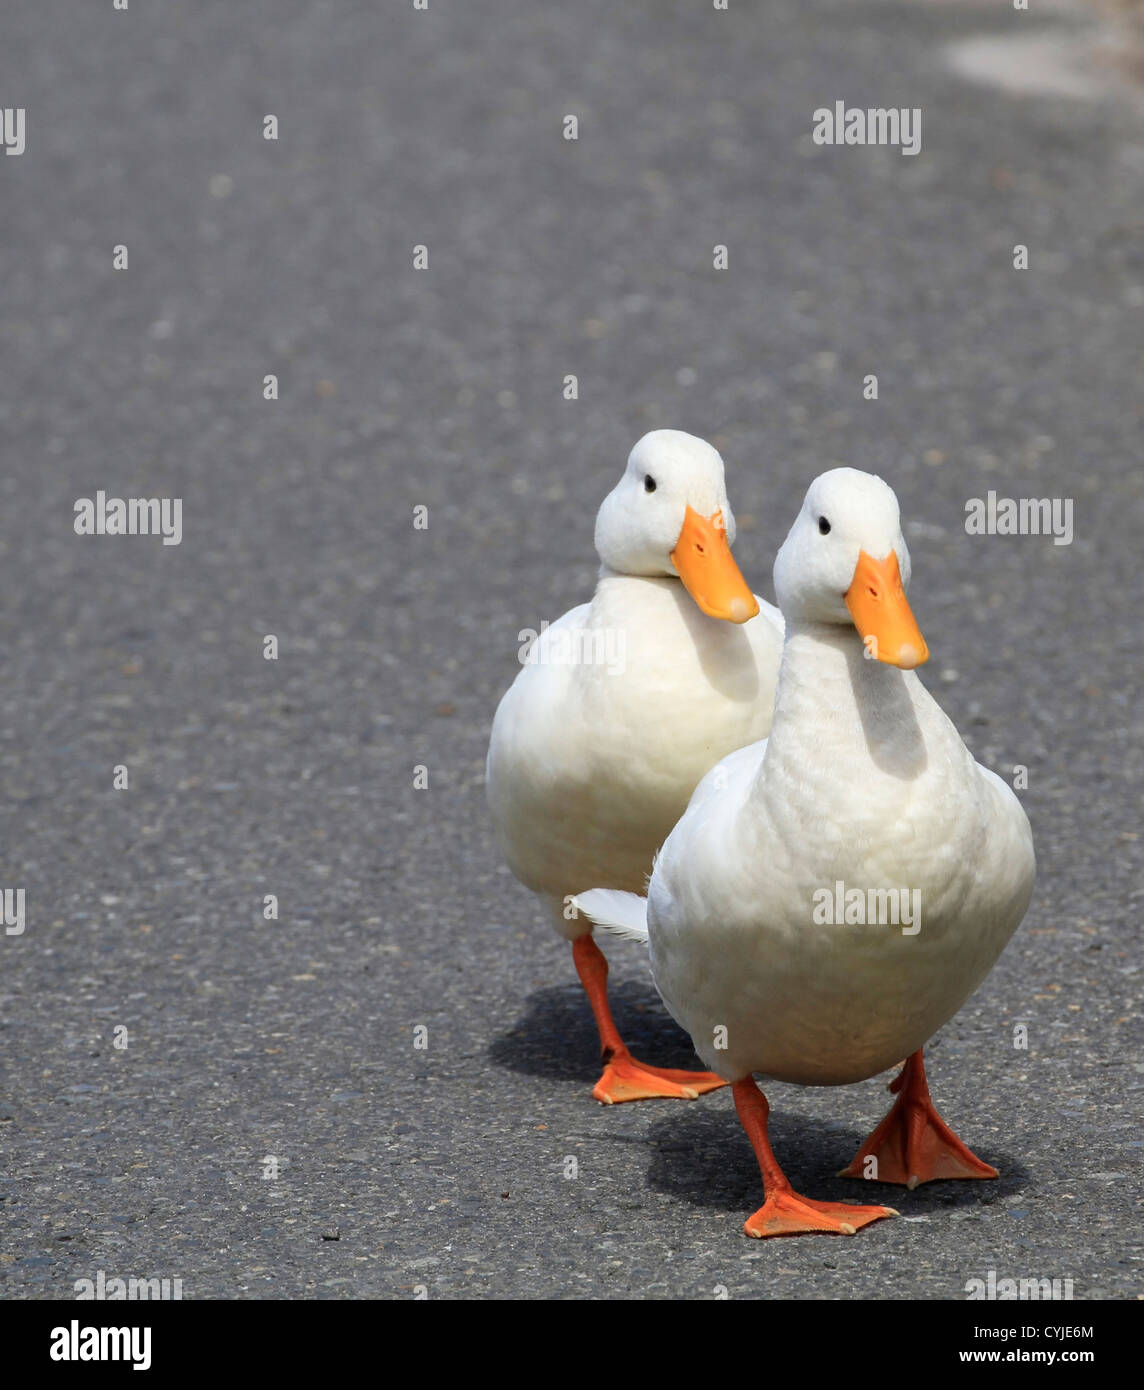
[573,889,649,946]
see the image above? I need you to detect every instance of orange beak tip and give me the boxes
[671,506,758,625]
[846,549,928,670]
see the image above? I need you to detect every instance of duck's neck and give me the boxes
[759,620,928,794]
[596,564,677,584]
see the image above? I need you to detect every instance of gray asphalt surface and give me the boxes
[1,0,1141,1301]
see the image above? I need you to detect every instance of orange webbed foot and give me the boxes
[573,935,730,1104]
[744,1190,897,1239]
[732,1076,896,1240]
[839,1050,999,1188]
[593,1051,728,1104]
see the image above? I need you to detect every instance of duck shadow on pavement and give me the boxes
[642,1101,1029,1216]
[488,979,712,1081]
[488,982,1028,1218]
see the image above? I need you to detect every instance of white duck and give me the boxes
[578,468,1035,1234]
[487,430,784,1104]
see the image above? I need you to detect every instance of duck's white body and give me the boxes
[488,429,788,1106]
[648,625,1035,1084]
[579,466,1035,1228]
[488,572,783,941]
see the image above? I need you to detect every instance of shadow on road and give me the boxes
[643,1102,1029,1216]
[488,979,709,1081]
[488,980,1029,1222]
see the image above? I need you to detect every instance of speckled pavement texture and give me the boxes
[0,0,1140,1299]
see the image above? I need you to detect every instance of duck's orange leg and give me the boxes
[572,934,727,1104]
[838,1049,999,1188]
[733,1077,897,1237]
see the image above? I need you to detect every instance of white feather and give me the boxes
[573,889,650,945]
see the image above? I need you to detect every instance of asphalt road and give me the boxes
[1,0,1141,1300]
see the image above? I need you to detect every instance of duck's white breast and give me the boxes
[486,575,782,938]
[647,644,1035,1083]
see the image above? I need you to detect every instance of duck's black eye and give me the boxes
[644,475,657,493]
[818,516,831,535]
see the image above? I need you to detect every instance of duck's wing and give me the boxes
[486,601,592,780]
[678,735,769,819]
[972,761,1037,918]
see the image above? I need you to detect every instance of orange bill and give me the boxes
[670,506,760,624]
[845,549,929,669]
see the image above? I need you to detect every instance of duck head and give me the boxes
[773,467,929,669]
[594,430,760,623]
